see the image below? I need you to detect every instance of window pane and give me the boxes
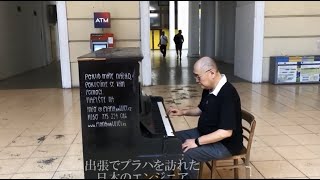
[150,13,160,28]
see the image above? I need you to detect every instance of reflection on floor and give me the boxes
[151,50,246,85]
[0,50,320,179]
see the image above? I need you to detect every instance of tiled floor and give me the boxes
[0,50,320,179]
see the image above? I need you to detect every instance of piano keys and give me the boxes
[140,95,175,137]
[157,100,175,137]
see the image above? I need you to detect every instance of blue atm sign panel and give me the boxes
[94,12,110,28]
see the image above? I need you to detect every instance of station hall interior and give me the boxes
[0,1,320,179]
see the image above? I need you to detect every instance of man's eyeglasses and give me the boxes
[194,69,212,81]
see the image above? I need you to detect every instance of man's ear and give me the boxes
[210,70,215,79]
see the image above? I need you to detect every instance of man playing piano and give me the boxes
[167,56,243,179]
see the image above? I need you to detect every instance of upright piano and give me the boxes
[78,47,183,179]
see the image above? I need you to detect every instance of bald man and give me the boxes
[168,56,243,179]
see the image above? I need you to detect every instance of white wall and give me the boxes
[234,1,255,82]
[234,1,264,83]
[169,1,175,50]
[177,1,189,50]
[188,1,200,57]
[200,1,216,58]
[65,1,141,87]
[140,1,151,86]
[0,1,49,80]
[263,1,320,82]
[216,1,236,64]
[48,1,60,62]
[42,1,54,65]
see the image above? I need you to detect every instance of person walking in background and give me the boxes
[174,30,184,60]
[158,31,168,58]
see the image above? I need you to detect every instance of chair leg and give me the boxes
[211,161,216,179]
[173,168,179,179]
[234,159,239,179]
[246,168,250,179]
[198,162,203,179]
[245,161,250,179]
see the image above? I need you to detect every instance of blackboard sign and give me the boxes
[79,60,139,144]
[78,48,184,179]
[78,48,143,179]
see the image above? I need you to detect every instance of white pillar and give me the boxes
[234,1,264,83]
[252,1,264,83]
[139,1,151,86]
[56,1,71,88]
[200,1,215,58]
[188,1,200,58]
[169,1,175,50]
[177,1,189,50]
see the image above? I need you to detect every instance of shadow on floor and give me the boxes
[0,61,62,90]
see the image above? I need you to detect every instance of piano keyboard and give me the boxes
[157,101,174,137]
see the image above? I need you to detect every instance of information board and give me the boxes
[270,55,320,84]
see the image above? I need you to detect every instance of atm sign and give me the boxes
[94,12,110,28]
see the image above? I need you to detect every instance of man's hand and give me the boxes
[182,139,198,152]
[167,107,184,116]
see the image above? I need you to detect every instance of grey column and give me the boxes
[200,1,216,58]
[187,1,200,58]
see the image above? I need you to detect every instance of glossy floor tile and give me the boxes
[252,160,306,178]
[288,159,320,177]
[0,50,320,178]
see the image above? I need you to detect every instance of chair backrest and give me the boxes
[198,109,256,179]
[241,109,256,161]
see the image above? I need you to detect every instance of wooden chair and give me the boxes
[198,109,256,179]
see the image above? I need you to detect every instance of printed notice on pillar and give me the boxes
[80,65,136,128]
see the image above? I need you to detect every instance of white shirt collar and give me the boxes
[209,74,227,96]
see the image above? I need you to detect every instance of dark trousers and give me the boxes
[175,128,232,179]
[160,45,167,57]
[175,44,182,57]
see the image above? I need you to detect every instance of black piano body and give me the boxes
[77,47,183,179]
